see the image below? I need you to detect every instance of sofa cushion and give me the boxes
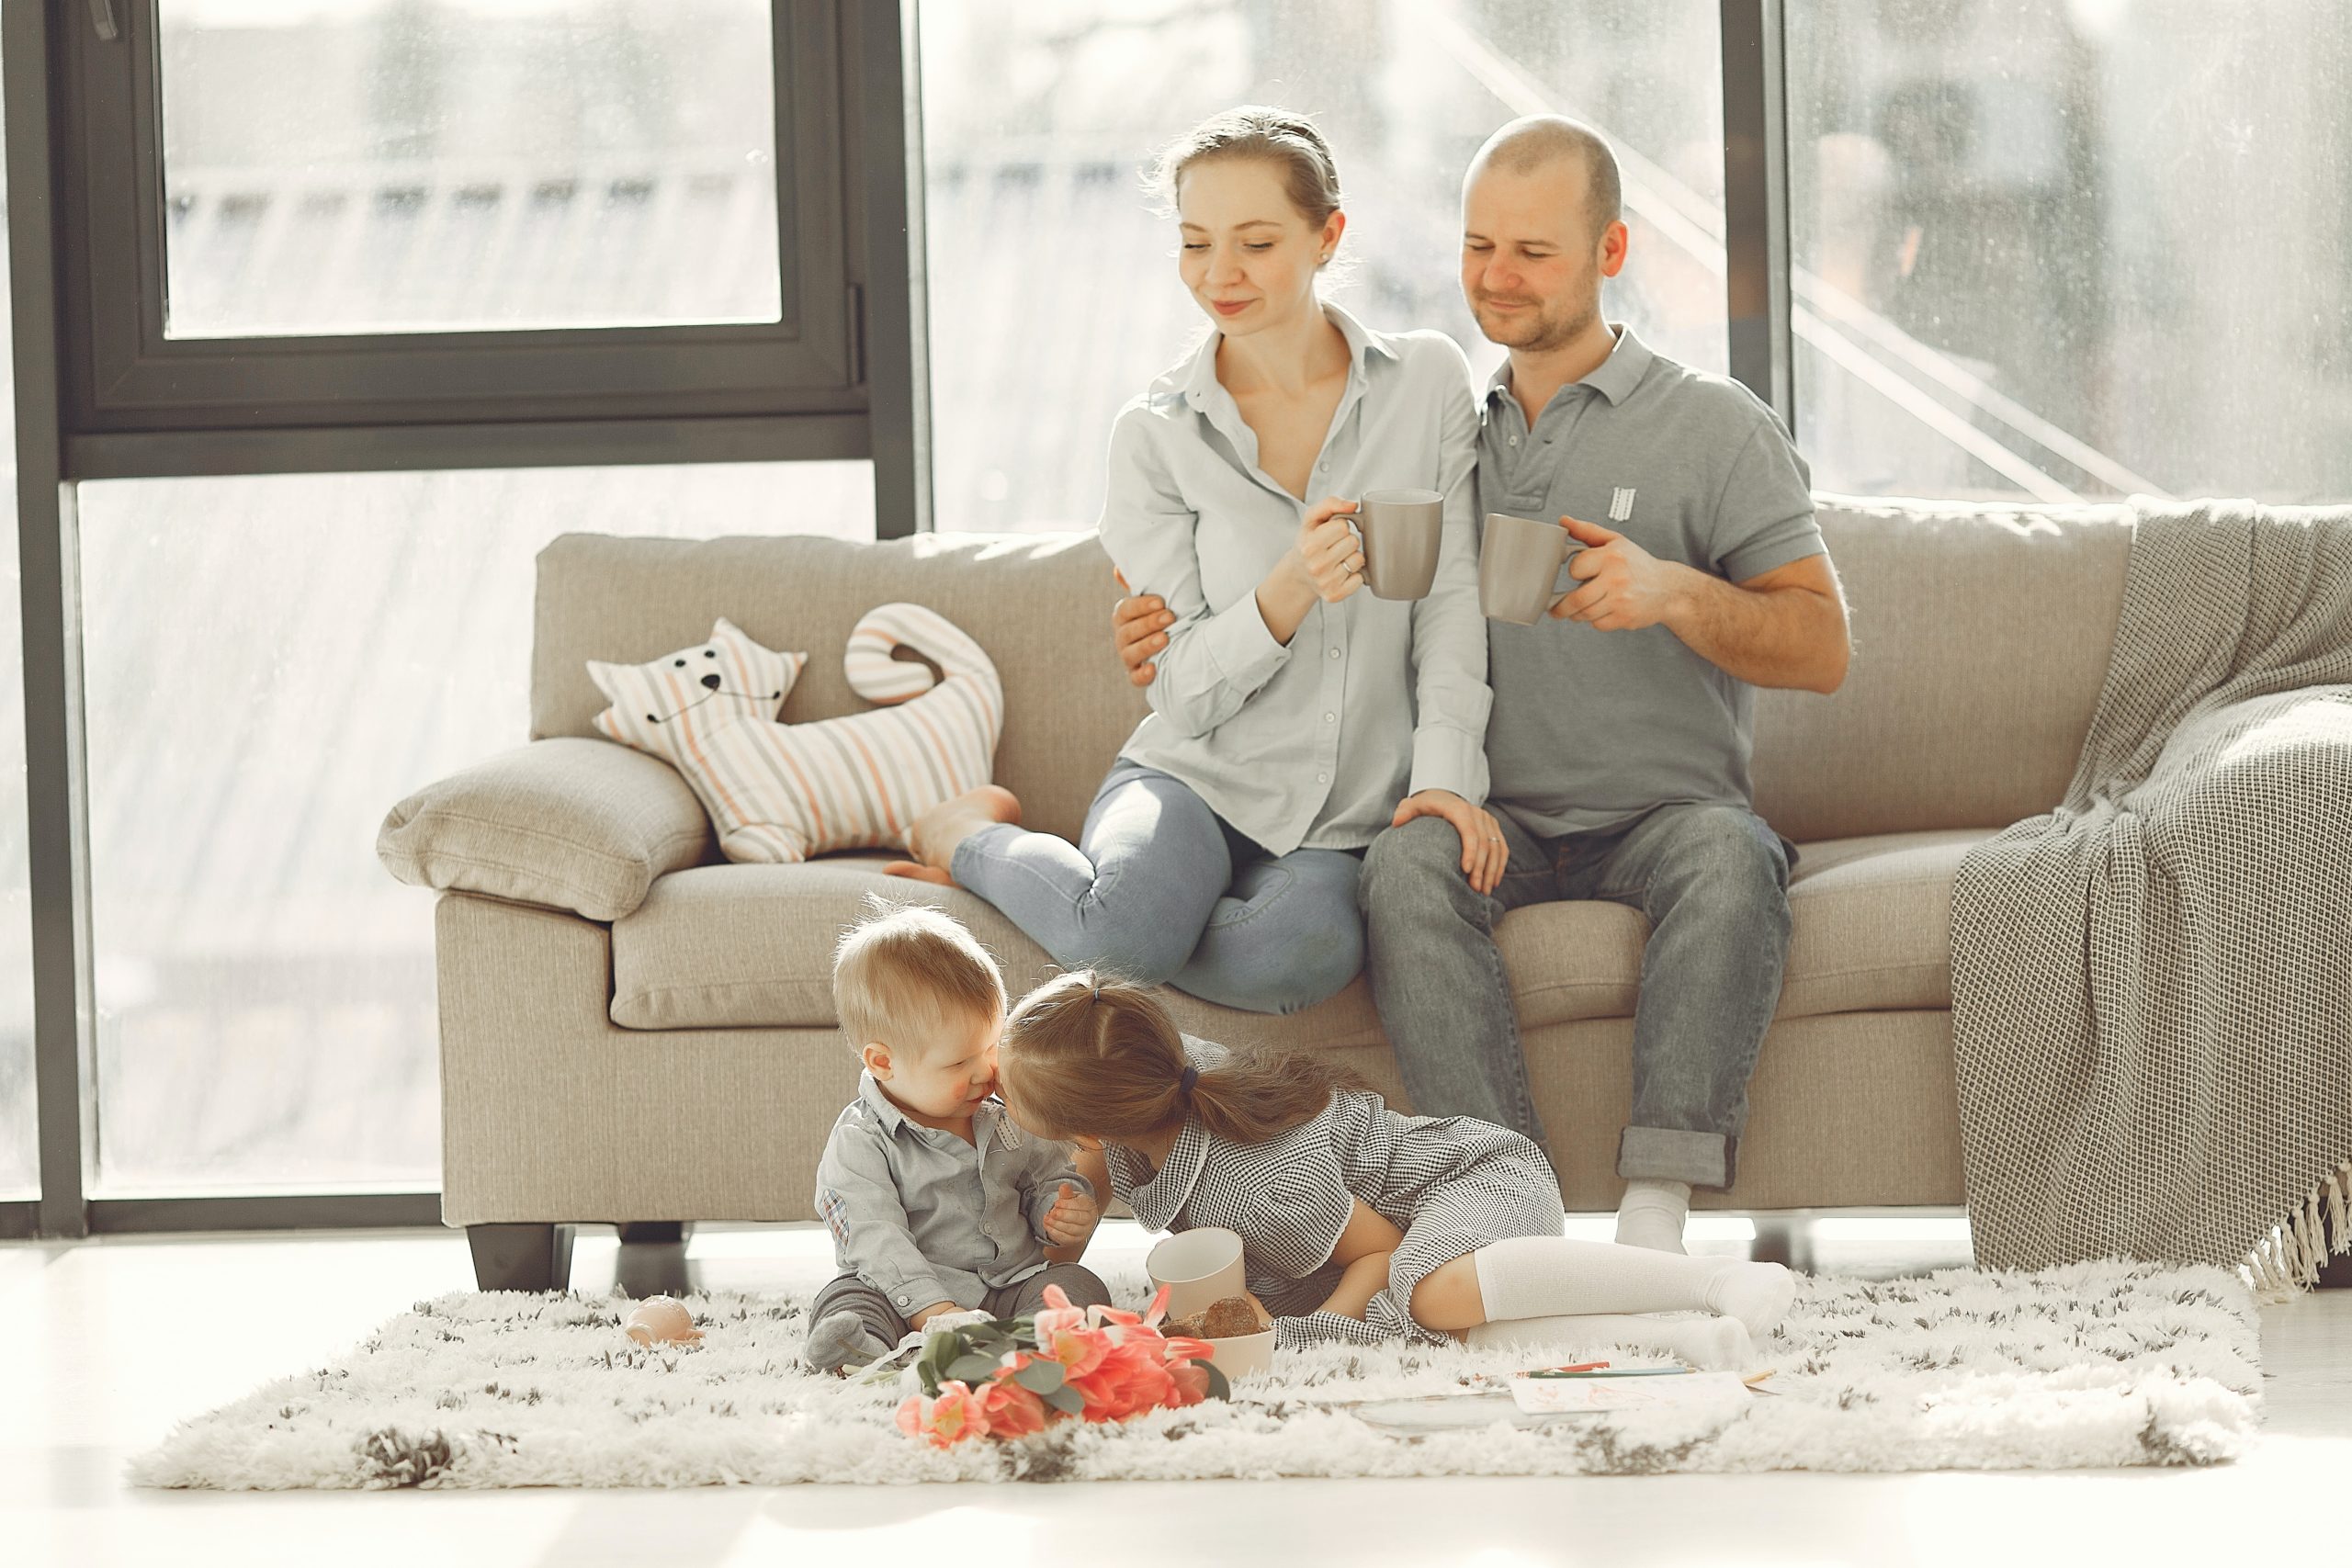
[608,855,1394,1048]
[609,829,1992,1035]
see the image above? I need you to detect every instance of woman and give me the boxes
[890,106,1501,1015]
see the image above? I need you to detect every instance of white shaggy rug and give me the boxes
[130,1260,2260,1488]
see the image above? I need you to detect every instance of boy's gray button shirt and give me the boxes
[1098,302,1492,854]
[813,1071,1091,1312]
[1477,325,1826,838]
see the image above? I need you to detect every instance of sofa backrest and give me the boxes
[534,496,2135,846]
[1750,497,2133,840]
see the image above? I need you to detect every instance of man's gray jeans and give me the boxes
[1358,803,1792,1189]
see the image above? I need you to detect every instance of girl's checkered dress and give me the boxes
[1110,1038,1563,1348]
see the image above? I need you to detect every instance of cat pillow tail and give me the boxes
[587,604,1004,865]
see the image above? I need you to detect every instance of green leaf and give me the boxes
[1011,1359,1067,1394]
[1043,1383,1085,1416]
[1201,1361,1231,1403]
[945,1353,1000,1384]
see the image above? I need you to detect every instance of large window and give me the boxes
[76,463,870,1193]
[158,0,783,339]
[919,0,1725,532]
[1788,0,2352,502]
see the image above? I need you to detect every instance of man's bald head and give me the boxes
[1467,116,1623,243]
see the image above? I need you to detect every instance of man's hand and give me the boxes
[1550,514,1688,631]
[1041,1180,1099,1247]
[1391,788,1510,896]
[1111,570,1170,687]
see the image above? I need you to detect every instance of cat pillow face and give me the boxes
[589,618,807,770]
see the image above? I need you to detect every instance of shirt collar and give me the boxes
[858,1068,1015,1147]
[1484,321,1652,411]
[1180,299,1398,412]
[1117,1117,1212,1232]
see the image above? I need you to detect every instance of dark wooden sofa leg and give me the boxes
[1749,1216,1815,1273]
[467,1223,576,1292]
[615,1222,690,1247]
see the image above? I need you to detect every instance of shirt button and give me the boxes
[896,1294,910,1305]
[1323,712,1336,724]
[1317,772,1329,784]
[1328,647,1341,660]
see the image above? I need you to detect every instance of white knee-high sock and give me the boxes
[1459,1312,1753,1372]
[1614,1179,1691,1253]
[1470,1236,1796,1338]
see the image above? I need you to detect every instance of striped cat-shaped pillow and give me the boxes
[589,606,1004,865]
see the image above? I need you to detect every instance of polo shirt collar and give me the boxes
[1181,299,1397,411]
[1485,321,1652,411]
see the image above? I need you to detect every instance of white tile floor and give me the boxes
[5,1222,2346,1568]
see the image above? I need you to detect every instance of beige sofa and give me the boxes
[380,497,2133,1290]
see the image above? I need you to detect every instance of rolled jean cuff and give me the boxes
[1617,1125,1736,1190]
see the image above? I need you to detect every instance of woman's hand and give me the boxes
[1111,570,1169,688]
[1293,497,1364,604]
[1391,789,1510,896]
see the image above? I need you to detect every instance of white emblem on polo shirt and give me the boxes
[1609,487,1636,523]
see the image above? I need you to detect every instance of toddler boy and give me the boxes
[804,904,1107,1372]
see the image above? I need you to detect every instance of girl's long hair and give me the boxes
[999,971,1360,1148]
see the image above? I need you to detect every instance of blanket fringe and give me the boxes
[2241,1158,2352,1303]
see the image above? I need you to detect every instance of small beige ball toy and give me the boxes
[623,1294,704,1346]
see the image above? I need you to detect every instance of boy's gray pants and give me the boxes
[810,1261,1113,1348]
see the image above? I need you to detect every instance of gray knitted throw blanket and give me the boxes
[1951,498,2352,1293]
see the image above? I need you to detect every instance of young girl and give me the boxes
[996,972,1796,1351]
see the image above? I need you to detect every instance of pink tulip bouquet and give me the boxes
[893,1282,1230,1448]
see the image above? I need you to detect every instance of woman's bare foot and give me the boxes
[883,785,1022,886]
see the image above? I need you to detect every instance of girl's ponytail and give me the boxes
[1000,970,1358,1147]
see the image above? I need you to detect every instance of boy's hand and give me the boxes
[1041,1180,1100,1246]
[908,1299,963,1329]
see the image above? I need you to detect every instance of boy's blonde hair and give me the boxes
[831,902,1006,1058]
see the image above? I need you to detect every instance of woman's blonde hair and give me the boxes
[998,970,1359,1147]
[1149,104,1344,233]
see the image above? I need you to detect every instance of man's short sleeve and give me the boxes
[1712,411,1825,584]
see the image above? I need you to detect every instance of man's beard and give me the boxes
[1476,289,1598,353]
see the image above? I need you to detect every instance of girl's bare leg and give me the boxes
[1315,1251,1395,1321]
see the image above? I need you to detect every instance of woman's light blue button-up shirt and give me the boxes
[1097,302,1491,855]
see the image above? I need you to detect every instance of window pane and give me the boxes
[1790,1,2352,502]
[158,0,783,338]
[0,55,34,1201]
[920,0,1725,532]
[77,463,871,1194]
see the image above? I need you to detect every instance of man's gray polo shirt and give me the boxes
[1479,325,1825,839]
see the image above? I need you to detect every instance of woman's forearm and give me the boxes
[1253,552,1317,646]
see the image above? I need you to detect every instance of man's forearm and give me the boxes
[1663,565,1848,692]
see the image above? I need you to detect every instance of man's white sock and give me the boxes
[1614,1179,1691,1253]
[1471,1235,1796,1339]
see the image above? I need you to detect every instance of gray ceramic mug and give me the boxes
[1353,488,1445,601]
[1478,512,1581,624]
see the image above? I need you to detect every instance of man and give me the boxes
[1114,116,1850,1253]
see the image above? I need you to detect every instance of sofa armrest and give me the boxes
[378,737,711,921]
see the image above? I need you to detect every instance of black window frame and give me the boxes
[55,0,876,468]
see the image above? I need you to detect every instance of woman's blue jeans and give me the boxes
[950,761,1365,1015]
